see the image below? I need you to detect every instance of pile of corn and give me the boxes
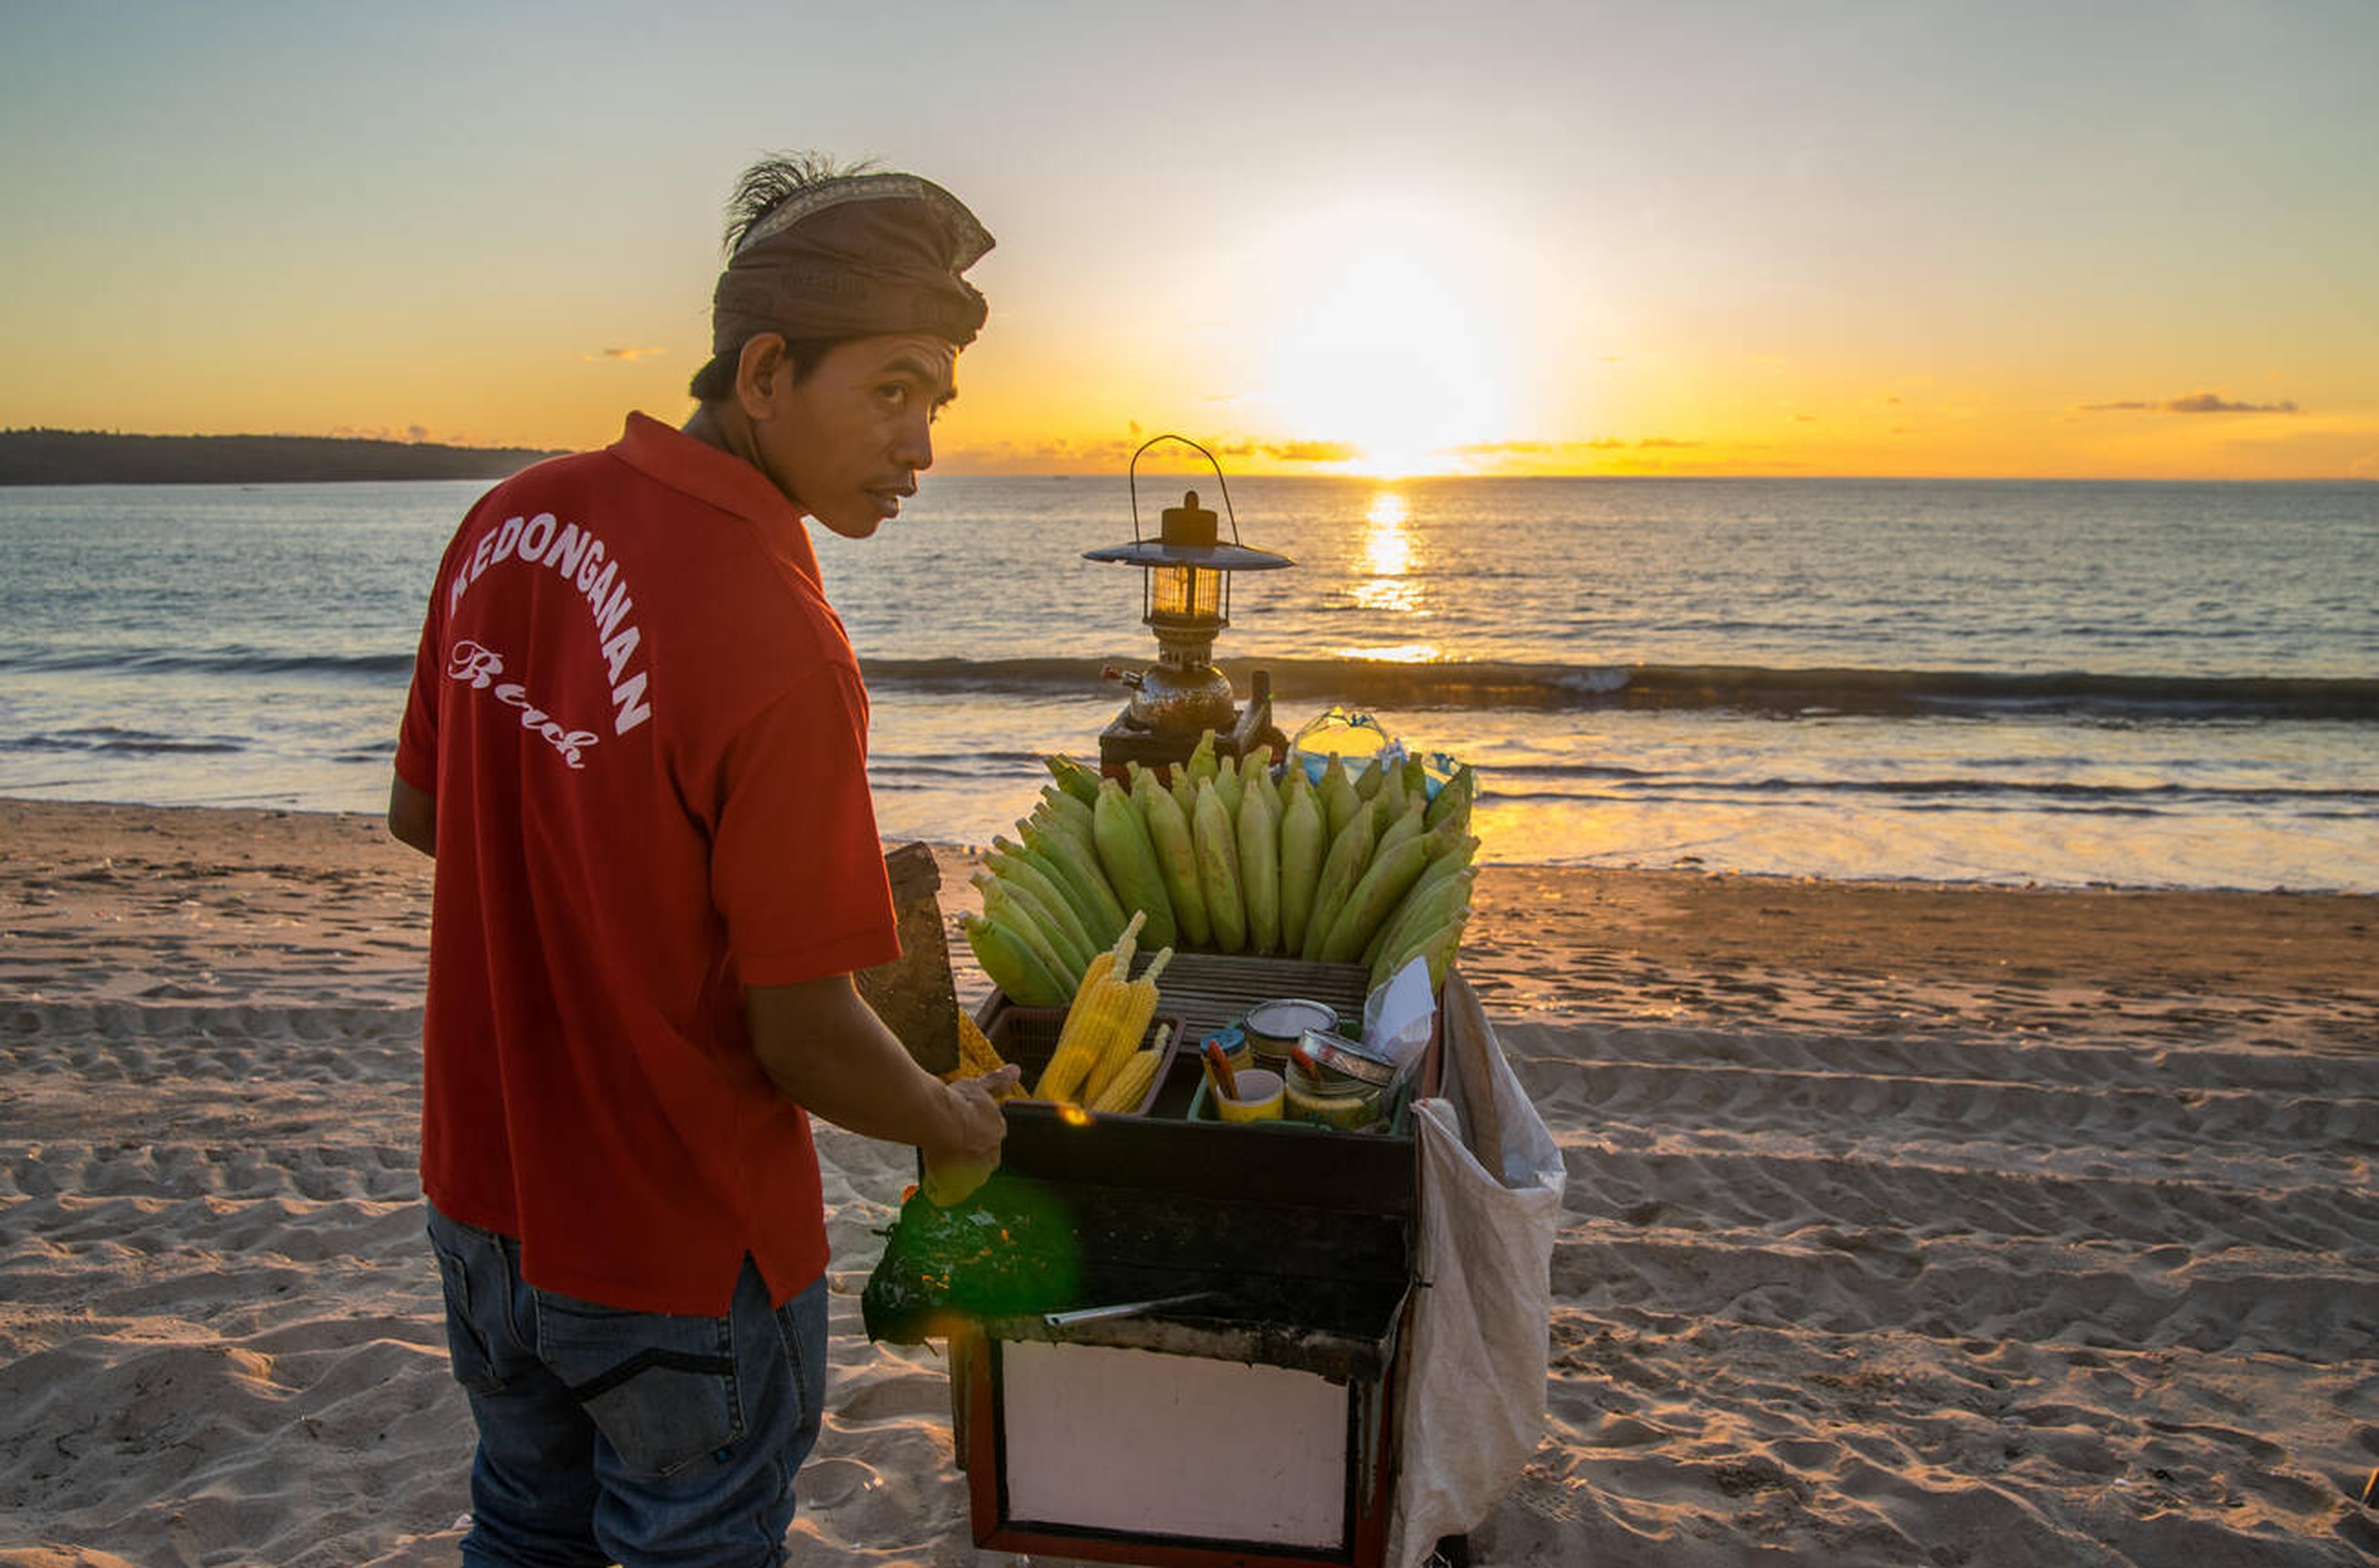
[1031,910,1175,1112]
[958,736,1477,1006]
[950,910,1175,1115]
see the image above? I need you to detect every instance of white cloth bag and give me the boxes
[1387,972,1566,1567]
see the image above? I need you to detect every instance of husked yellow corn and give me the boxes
[1079,947,1173,1105]
[946,1012,1028,1101]
[1032,908,1179,1106]
[1089,1048,1162,1113]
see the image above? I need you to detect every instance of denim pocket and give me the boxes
[424,1215,505,1396]
[535,1290,744,1477]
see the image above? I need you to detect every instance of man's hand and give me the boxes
[747,978,1023,1200]
[921,1065,1021,1207]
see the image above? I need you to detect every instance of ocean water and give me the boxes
[2,473,2374,891]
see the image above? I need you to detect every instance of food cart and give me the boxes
[857,441,1563,1567]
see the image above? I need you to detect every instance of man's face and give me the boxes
[750,333,959,540]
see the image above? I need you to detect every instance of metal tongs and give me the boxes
[1043,1290,1216,1327]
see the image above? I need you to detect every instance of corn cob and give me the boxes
[1081,946,1174,1104]
[962,912,1071,1008]
[1382,909,1469,993]
[1019,817,1128,946]
[1352,753,1385,801]
[1319,752,1362,842]
[1044,752,1103,807]
[1136,767,1212,949]
[945,1011,1028,1101]
[1318,831,1432,963]
[995,832,1112,950]
[984,844,1098,961]
[1277,773,1325,956]
[1374,796,1427,864]
[1370,766,1407,833]
[1300,805,1376,961]
[1212,754,1244,823]
[1032,915,1148,1103]
[974,873,1086,988]
[1093,778,1179,950]
[1039,783,1097,840]
[996,832,1099,945]
[1029,797,1102,875]
[1424,763,1475,832]
[1087,1047,1163,1114]
[1235,773,1281,953]
[1368,866,1476,983]
[1193,777,1248,953]
[1187,728,1221,784]
[1240,744,1282,825]
[1169,767,1199,824]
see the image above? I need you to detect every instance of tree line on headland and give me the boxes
[0,429,564,485]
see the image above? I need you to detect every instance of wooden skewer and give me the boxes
[1201,1039,1240,1101]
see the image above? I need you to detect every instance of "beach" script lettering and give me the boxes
[446,639,601,770]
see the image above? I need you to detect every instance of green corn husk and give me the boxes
[1424,764,1476,833]
[1276,773,1326,960]
[1300,805,1377,962]
[1366,865,1476,977]
[985,845,1098,961]
[1135,766,1212,949]
[963,911,1070,1008]
[1320,753,1362,842]
[1044,752,1103,807]
[1018,818,1126,946]
[1318,832,1432,964]
[1235,773,1282,953]
[975,875,1083,990]
[1092,778,1178,951]
[1186,729,1221,784]
[1193,776,1247,954]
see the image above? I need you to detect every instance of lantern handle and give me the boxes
[1127,433,1243,546]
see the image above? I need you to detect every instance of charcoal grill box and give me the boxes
[864,951,1443,1568]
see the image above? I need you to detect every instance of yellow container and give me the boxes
[1214,1067,1285,1123]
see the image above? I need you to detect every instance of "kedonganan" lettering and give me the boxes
[447,512,651,736]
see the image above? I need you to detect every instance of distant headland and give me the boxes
[0,429,565,485]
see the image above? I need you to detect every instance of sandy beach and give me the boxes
[3,794,2375,1565]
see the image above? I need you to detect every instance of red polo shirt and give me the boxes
[396,413,899,1314]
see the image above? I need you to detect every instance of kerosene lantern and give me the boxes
[1083,435,1292,778]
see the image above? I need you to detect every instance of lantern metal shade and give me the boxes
[1082,488,1292,640]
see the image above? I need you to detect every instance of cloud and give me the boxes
[1449,440,1557,456]
[577,346,665,362]
[1263,439,1362,463]
[2081,392,2300,414]
[1634,437,1702,448]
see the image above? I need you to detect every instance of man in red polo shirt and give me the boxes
[387,156,1017,1565]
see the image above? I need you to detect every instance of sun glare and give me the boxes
[1353,489,1421,613]
[1258,225,1512,478]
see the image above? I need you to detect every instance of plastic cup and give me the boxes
[1215,1067,1285,1123]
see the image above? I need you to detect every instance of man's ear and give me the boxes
[734,333,790,420]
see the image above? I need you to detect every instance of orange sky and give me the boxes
[3,4,2373,479]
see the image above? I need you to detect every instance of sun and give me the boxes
[1254,220,1512,478]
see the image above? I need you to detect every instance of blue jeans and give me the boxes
[425,1204,828,1568]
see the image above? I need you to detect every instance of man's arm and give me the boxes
[745,973,1017,1205]
[388,774,436,858]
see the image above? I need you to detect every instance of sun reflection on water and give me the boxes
[1353,489,1426,618]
